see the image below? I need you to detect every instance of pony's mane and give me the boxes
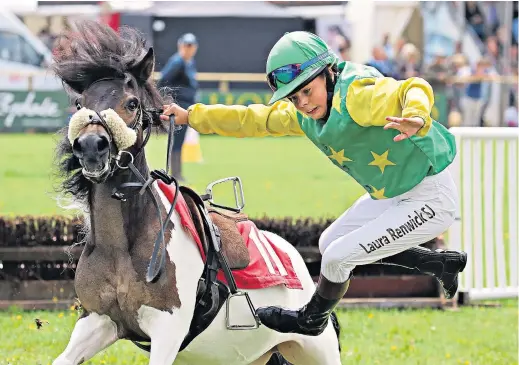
[53,21,154,95]
[51,20,167,206]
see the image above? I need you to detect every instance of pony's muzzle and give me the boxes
[73,133,111,181]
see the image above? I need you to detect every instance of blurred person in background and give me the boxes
[423,49,450,92]
[504,45,518,127]
[423,49,452,128]
[366,46,393,77]
[384,36,407,80]
[392,37,407,67]
[382,33,394,60]
[504,98,518,127]
[162,31,467,337]
[513,2,518,43]
[338,36,351,62]
[482,1,500,37]
[508,43,518,74]
[508,44,518,108]
[465,1,486,41]
[447,53,471,120]
[38,26,55,50]
[462,57,493,127]
[451,41,465,61]
[158,33,199,182]
[326,25,349,58]
[399,43,421,79]
[484,35,501,70]
[477,57,497,127]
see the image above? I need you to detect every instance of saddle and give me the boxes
[182,186,251,270]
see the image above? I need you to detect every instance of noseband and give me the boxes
[70,80,180,283]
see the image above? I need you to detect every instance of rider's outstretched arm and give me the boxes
[187,100,305,137]
[346,76,434,136]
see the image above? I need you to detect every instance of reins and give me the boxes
[87,97,180,283]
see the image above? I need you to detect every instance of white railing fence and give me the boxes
[448,127,518,301]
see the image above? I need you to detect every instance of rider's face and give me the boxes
[287,74,328,120]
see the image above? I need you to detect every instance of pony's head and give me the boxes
[53,21,166,198]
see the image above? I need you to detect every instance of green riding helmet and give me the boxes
[266,31,339,105]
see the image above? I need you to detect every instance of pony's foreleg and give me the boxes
[52,312,118,365]
[138,306,193,365]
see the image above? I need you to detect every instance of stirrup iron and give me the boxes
[226,290,260,330]
[202,176,245,213]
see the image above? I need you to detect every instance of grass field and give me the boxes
[0,300,517,365]
[0,133,517,364]
[0,133,364,218]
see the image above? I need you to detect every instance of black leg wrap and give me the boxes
[376,246,468,299]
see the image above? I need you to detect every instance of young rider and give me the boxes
[161,31,468,336]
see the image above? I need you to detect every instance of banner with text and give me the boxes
[0,89,448,132]
[0,90,71,132]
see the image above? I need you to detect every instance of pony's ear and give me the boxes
[63,81,85,94]
[131,47,155,82]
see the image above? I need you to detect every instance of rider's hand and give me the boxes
[160,103,189,125]
[383,116,425,142]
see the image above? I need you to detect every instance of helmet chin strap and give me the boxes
[322,68,338,121]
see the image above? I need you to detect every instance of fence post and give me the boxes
[447,127,519,301]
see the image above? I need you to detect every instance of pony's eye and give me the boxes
[126,99,139,111]
[75,101,82,110]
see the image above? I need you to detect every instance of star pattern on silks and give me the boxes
[328,146,352,165]
[368,149,396,174]
[332,90,342,115]
[369,185,387,199]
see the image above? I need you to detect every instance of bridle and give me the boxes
[80,78,180,283]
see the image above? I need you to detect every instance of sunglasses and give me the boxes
[266,50,332,92]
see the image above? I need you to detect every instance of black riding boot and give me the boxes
[256,274,350,336]
[375,246,467,299]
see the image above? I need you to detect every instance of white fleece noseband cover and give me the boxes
[68,108,137,150]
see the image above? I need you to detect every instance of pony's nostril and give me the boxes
[97,136,109,153]
[73,134,108,159]
[72,138,83,157]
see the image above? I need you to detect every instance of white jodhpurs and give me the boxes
[320,167,458,283]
